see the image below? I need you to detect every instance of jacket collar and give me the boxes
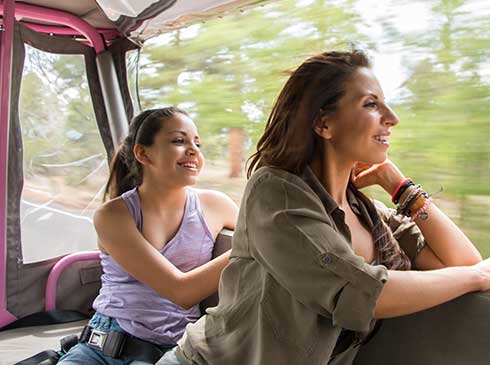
[301,165,374,228]
[301,166,339,214]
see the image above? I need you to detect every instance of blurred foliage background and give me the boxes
[137,0,490,256]
[19,0,490,257]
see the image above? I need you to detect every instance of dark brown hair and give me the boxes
[247,50,370,178]
[103,106,188,200]
[248,50,410,270]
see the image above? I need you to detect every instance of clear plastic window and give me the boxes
[19,45,108,263]
[126,48,141,115]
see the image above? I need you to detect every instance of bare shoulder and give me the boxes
[194,188,238,229]
[196,188,235,206]
[94,197,134,252]
[94,197,130,227]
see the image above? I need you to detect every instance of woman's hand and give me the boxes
[352,159,406,195]
[355,160,482,270]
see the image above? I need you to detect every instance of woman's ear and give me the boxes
[133,144,151,165]
[314,115,333,140]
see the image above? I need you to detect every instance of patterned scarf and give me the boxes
[352,186,412,271]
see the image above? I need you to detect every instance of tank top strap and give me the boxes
[121,187,142,231]
[185,187,198,211]
[185,187,214,241]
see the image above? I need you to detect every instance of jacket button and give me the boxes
[322,254,332,265]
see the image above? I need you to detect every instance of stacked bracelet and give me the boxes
[394,182,431,221]
[411,196,432,221]
[391,178,415,204]
[396,184,421,215]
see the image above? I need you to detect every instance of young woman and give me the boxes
[59,107,238,364]
[158,51,489,365]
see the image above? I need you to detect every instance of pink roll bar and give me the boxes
[0,2,106,53]
[45,251,101,311]
[0,0,18,327]
[22,22,120,42]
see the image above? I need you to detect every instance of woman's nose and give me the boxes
[186,144,197,155]
[382,105,399,127]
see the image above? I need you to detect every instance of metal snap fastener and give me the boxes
[322,254,332,265]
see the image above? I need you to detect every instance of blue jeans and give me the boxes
[58,313,175,365]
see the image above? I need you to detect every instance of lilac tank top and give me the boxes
[92,187,215,345]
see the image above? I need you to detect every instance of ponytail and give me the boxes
[103,135,141,201]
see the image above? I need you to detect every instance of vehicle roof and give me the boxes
[15,0,272,42]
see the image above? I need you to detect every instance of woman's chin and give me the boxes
[359,154,387,165]
[183,176,198,186]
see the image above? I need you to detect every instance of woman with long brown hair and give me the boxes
[158,50,488,365]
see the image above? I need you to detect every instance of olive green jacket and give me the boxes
[177,166,425,365]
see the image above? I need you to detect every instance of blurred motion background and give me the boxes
[19,0,490,261]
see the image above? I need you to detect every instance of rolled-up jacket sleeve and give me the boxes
[373,200,426,265]
[247,174,388,332]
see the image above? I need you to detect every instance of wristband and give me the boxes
[391,178,413,204]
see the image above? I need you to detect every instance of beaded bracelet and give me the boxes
[405,190,426,215]
[411,196,432,221]
[395,181,432,221]
[396,185,421,216]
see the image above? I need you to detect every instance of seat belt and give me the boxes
[13,326,166,365]
[79,326,165,362]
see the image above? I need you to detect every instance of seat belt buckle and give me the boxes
[87,329,108,350]
[102,331,127,358]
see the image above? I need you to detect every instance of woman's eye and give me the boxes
[195,143,201,148]
[364,101,377,108]
[173,138,184,144]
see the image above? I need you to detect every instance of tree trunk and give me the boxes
[229,128,243,178]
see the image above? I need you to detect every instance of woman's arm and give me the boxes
[413,203,481,268]
[375,259,490,318]
[94,199,230,310]
[380,163,481,268]
[353,160,482,269]
[354,161,486,318]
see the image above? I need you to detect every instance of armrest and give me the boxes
[45,251,100,311]
[355,291,490,365]
[199,229,233,313]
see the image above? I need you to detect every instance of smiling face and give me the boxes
[137,113,204,187]
[321,67,399,165]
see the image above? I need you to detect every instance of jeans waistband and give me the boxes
[88,312,125,333]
